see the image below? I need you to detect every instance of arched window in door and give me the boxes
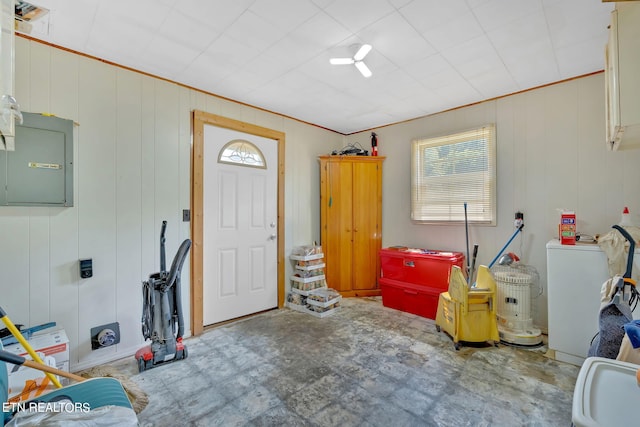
[218,139,266,169]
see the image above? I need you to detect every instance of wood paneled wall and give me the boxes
[0,37,341,370]
[348,73,640,331]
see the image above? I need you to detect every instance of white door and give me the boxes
[203,125,278,325]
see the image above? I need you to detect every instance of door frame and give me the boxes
[191,110,285,336]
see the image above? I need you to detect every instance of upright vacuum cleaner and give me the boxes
[135,221,191,372]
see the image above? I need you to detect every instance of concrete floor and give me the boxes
[114,297,579,426]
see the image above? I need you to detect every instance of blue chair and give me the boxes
[1,342,135,425]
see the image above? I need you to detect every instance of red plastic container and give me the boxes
[379,248,465,291]
[379,278,440,319]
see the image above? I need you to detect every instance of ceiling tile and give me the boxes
[310,0,334,9]
[440,35,500,71]
[84,14,156,64]
[487,11,559,88]
[378,69,422,100]
[224,10,287,52]
[204,33,262,68]
[422,11,484,52]
[404,54,454,84]
[177,0,255,29]
[400,0,470,35]
[387,0,413,8]
[323,0,395,33]
[466,67,518,98]
[157,11,221,51]
[137,35,202,79]
[487,11,551,52]
[544,0,612,50]
[465,0,492,8]
[555,36,608,78]
[46,4,99,50]
[249,0,320,33]
[263,12,352,65]
[359,12,436,67]
[177,51,238,90]
[471,0,542,32]
[504,49,560,89]
[95,0,172,32]
[434,78,482,106]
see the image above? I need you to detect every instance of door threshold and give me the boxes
[203,307,279,331]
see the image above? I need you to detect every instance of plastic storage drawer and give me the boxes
[379,248,464,291]
[380,278,441,319]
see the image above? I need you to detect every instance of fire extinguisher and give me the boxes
[371,132,378,156]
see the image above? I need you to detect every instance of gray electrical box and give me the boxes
[0,113,74,206]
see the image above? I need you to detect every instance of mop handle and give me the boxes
[464,202,470,277]
[0,306,63,388]
[0,349,85,383]
[488,224,524,269]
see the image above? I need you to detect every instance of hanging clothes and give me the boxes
[597,225,640,279]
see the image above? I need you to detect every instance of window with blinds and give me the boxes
[411,125,496,224]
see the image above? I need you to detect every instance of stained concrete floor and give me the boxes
[113,297,579,426]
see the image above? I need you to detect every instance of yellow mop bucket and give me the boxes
[435,265,499,350]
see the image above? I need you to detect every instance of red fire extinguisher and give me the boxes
[371,132,378,156]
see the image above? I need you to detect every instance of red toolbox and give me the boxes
[379,248,465,291]
[379,278,441,319]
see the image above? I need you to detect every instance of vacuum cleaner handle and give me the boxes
[612,225,635,279]
[160,220,167,272]
[164,239,192,290]
[164,239,192,340]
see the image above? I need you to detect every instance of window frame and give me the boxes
[411,124,496,225]
[217,139,267,169]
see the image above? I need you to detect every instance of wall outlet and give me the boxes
[90,322,120,350]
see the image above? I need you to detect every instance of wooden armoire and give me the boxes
[319,155,385,297]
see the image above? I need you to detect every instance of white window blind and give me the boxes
[411,124,496,224]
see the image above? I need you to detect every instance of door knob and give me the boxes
[269,234,277,241]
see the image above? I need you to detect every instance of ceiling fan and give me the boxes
[329,44,373,78]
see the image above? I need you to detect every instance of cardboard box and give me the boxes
[6,354,58,403]
[4,329,70,374]
[560,211,576,245]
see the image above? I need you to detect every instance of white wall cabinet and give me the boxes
[606,3,640,151]
[0,0,22,149]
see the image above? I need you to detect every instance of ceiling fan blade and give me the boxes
[355,61,372,78]
[330,57,355,65]
[353,44,372,61]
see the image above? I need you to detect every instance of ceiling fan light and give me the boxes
[355,61,372,78]
[330,57,355,65]
[354,44,372,61]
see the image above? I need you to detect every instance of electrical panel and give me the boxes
[0,112,73,206]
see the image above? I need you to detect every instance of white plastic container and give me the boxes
[306,288,342,308]
[572,357,640,427]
